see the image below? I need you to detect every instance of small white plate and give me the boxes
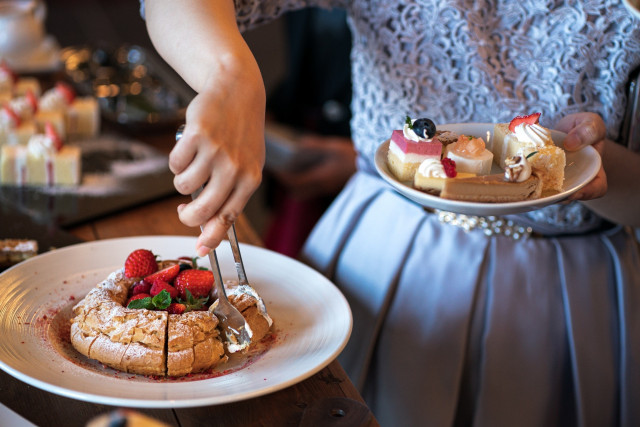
[0,236,352,408]
[374,122,601,216]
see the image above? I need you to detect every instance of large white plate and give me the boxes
[0,236,352,408]
[375,123,601,216]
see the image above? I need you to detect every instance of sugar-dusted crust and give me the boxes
[167,311,227,377]
[70,269,167,376]
[225,281,273,343]
[70,268,274,376]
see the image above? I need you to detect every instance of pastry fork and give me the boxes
[176,125,252,352]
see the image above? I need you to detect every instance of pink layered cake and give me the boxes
[387,117,443,181]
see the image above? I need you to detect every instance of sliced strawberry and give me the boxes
[150,280,178,299]
[441,157,457,178]
[25,89,38,113]
[126,293,151,307]
[44,122,63,151]
[144,264,182,285]
[124,249,158,278]
[55,81,76,104]
[166,302,186,315]
[131,280,152,296]
[508,112,541,132]
[1,105,21,128]
[174,269,214,299]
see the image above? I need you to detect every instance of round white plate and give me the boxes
[0,236,352,408]
[375,122,601,216]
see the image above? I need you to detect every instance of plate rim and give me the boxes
[0,235,353,408]
[374,122,601,215]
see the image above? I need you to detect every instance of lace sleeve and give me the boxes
[234,0,348,31]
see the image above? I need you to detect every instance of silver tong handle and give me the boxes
[227,224,249,286]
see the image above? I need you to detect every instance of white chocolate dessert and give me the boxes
[492,114,565,192]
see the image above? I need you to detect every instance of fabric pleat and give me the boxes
[301,171,640,427]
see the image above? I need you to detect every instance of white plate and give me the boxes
[375,122,601,216]
[0,236,352,408]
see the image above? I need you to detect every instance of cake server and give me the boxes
[176,125,252,353]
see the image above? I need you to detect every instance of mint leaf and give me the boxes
[405,115,412,127]
[526,151,538,159]
[128,297,152,309]
[152,289,172,310]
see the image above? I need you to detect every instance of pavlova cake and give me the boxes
[387,114,564,202]
[70,249,273,377]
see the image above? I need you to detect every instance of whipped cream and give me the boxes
[403,121,431,142]
[0,108,18,128]
[9,96,35,120]
[27,134,56,157]
[504,151,533,182]
[39,88,68,111]
[513,123,552,147]
[417,158,447,178]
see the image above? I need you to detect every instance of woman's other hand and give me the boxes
[554,112,607,201]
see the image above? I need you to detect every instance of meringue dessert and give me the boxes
[70,249,273,377]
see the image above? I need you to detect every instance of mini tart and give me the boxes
[440,173,543,203]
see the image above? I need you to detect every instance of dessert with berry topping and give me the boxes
[0,122,81,185]
[413,157,475,194]
[69,248,273,377]
[387,117,443,181]
[492,113,565,192]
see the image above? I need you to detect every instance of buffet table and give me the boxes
[0,191,377,426]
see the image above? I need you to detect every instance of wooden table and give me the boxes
[0,193,378,427]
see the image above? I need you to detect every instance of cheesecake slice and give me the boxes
[440,173,542,203]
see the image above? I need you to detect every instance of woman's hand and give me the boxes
[554,112,607,201]
[171,63,265,257]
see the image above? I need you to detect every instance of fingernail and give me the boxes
[197,245,211,257]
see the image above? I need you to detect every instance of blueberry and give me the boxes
[412,118,436,139]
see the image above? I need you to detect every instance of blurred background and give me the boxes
[1,0,354,259]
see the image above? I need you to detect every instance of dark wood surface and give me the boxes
[0,191,377,427]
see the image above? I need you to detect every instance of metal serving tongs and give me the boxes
[176,125,252,352]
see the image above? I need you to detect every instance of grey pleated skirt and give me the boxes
[301,171,640,427]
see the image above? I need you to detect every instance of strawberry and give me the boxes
[508,112,541,132]
[166,302,186,315]
[1,105,20,128]
[131,280,152,296]
[441,158,457,178]
[45,122,63,151]
[150,280,178,299]
[55,81,76,104]
[124,249,158,278]
[25,89,38,113]
[144,264,182,285]
[126,293,151,307]
[174,269,214,299]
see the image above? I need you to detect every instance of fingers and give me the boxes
[192,177,258,256]
[554,112,607,151]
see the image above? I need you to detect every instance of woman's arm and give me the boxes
[145,0,266,256]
